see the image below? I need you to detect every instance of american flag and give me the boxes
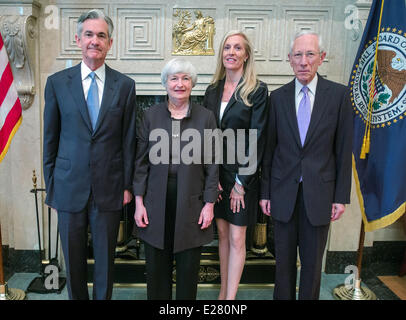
[0,32,22,163]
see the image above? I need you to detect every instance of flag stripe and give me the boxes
[0,76,19,129]
[0,32,22,164]
[0,62,14,107]
[0,99,22,154]
[0,44,9,79]
[0,114,22,163]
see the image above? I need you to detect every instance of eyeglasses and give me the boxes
[291,51,320,61]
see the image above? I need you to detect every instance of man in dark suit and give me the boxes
[43,9,136,300]
[260,31,352,300]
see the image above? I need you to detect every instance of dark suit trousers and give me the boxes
[58,193,121,300]
[144,175,202,300]
[273,183,330,300]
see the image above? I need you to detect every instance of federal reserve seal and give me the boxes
[350,28,406,128]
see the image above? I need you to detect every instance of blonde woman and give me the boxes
[203,30,268,300]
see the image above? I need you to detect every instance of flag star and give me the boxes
[386,27,391,31]
[393,119,398,123]
[387,122,391,126]
[381,123,385,127]
[398,30,403,34]
[393,28,397,32]
[400,115,404,120]
[381,27,385,32]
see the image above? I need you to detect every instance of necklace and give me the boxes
[222,79,239,102]
[168,102,189,118]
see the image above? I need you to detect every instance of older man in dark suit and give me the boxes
[43,9,136,300]
[260,31,353,300]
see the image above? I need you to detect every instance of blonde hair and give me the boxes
[211,30,260,106]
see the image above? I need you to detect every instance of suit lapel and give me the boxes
[93,65,118,134]
[67,64,93,133]
[304,75,330,146]
[283,80,302,148]
[213,79,224,126]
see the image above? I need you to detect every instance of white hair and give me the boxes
[290,30,325,54]
[161,58,198,88]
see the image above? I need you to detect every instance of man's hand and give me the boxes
[260,199,271,216]
[331,203,345,221]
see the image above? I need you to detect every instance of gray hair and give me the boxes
[161,58,198,88]
[289,30,325,54]
[77,9,114,39]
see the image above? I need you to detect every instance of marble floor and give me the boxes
[3,269,402,301]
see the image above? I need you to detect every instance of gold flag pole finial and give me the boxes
[32,169,37,189]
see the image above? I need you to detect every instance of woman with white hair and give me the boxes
[133,58,219,299]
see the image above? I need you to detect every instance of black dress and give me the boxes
[203,79,269,226]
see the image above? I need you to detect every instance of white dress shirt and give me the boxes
[219,101,228,122]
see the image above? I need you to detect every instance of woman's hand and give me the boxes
[134,196,149,228]
[230,182,245,213]
[217,182,223,202]
[199,202,214,229]
[123,190,133,205]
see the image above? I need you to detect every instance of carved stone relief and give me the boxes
[0,15,37,109]
[172,9,215,56]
